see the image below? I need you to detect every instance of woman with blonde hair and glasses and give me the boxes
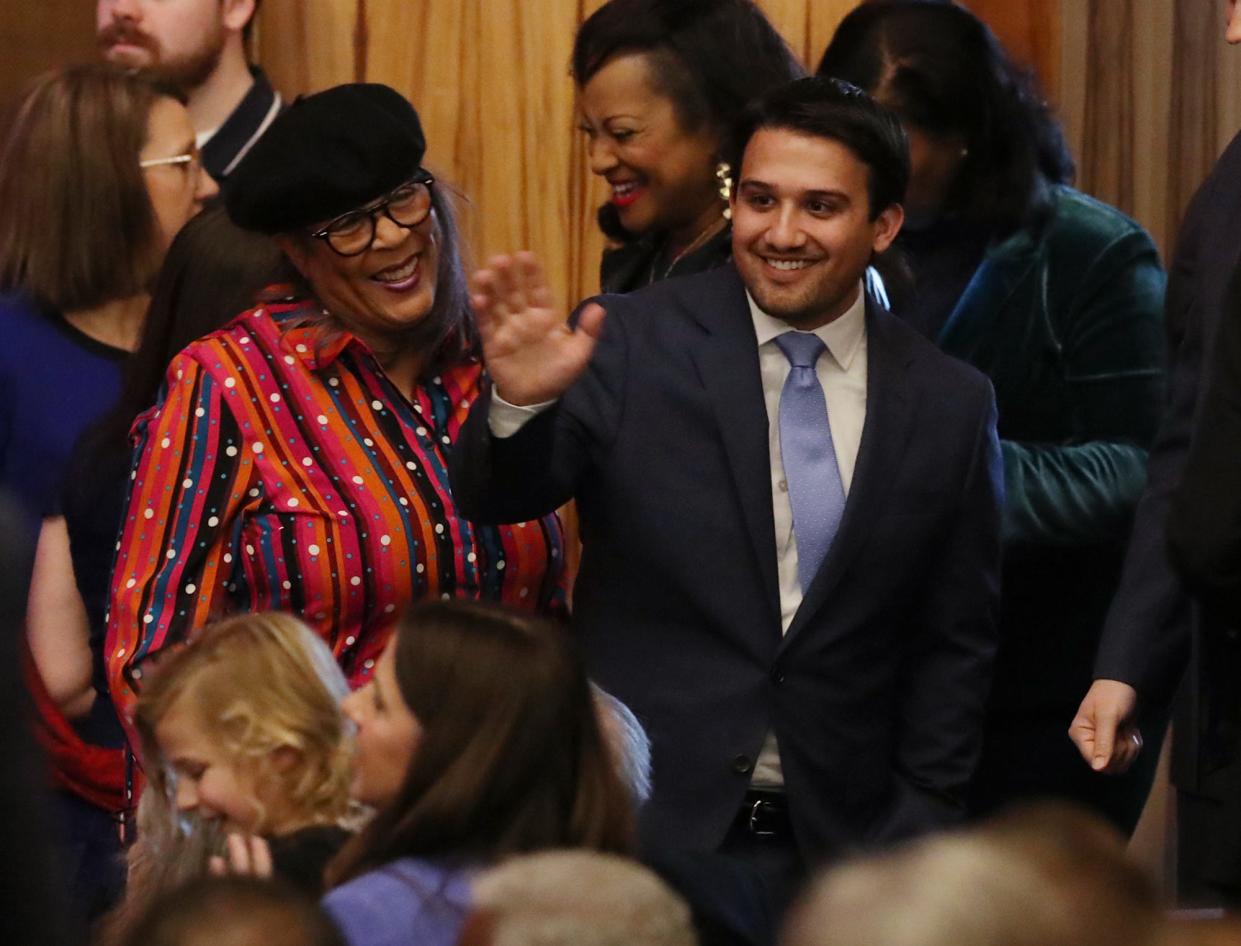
[0,63,215,921]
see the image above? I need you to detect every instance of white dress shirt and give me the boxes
[489,282,870,788]
[750,284,868,787]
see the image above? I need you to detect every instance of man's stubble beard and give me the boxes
[101,18,228,95]
[144,24,227,95]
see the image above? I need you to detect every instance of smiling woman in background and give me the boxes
[573,0,802,293]
[106,83,567,747]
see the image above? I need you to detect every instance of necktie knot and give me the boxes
[776,332,827,370]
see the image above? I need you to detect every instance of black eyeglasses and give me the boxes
[310,172,436,257]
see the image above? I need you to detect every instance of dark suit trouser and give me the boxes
[970,706,1168,835]
[718,819,806,919]
[1178,786,1241,909]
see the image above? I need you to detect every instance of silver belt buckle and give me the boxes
[748,798,778,837]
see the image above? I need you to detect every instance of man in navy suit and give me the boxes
[452,78,1003,901]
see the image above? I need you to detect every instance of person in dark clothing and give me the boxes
[1070,0,1241,910]
[0,63,216,923]
[0,493,80,946]
[0,65,217,537]
[22,204,286,923]
[1169,264,1241,615]
[97,0,283,181]
[1165,262,1241,904]
[59,203,290,751]
[818,0,1167,833]
[572,0,802,293]
[456,77,1002,910]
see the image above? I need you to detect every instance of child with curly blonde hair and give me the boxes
[104,612,356,941]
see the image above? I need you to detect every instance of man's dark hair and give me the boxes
[733,76,910,221]
[817,0,1073,237]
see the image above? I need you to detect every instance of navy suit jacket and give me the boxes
[1093,128,1241,794]
[451,265,1003,866]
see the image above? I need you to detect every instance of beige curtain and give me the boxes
[250,0,1241,288]
[255,0,859,306]
[1061,0,1241,258]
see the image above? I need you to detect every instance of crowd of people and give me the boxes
[5,0,1241,943]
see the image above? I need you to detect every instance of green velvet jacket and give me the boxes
[933,186,1167,709]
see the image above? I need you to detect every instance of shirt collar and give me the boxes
[274,303,476,374]
[202,67,283,180]
[747,280,867,371]
[270,302,356,369]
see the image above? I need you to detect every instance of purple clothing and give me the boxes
[0,292,127,535]
[322,858,474,946]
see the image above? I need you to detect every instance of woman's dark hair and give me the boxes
[89,202,294,453]
[733,77,910,221]
[817,0,1074,237]
[326,601,635,887]
[572,0,804,239]
[400,182,475,376]
[0,64,183,312]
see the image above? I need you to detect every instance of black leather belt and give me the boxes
[735,790,792,839]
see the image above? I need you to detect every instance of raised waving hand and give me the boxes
[470,252,605,406]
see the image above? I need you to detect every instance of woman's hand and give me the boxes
[209,832,274,879]
[471,252,606,406]
[27,516,95,719]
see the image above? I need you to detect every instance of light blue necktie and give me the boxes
[775,332,847,592]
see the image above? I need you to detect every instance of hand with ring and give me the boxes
[1068,679,1144,774]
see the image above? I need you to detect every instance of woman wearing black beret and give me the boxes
[106,84,568,736]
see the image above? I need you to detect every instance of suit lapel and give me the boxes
[685,268,782,624]
[780,299,916,651]
[937,228,1038,356]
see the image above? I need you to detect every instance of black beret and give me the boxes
[224,83,427,234]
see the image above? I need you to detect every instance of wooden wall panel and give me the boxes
[254,0,360,92]
[0,1,96,106]
[963,0,1060,102]
[1082,0,1136,212]
[1060,0,1241,257]
[806,0,870,71]
[253,0,1068,304]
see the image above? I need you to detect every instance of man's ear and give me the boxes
[221,0,258,34]
[870,203,905,256]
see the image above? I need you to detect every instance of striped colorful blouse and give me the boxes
[105,298,566,728]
